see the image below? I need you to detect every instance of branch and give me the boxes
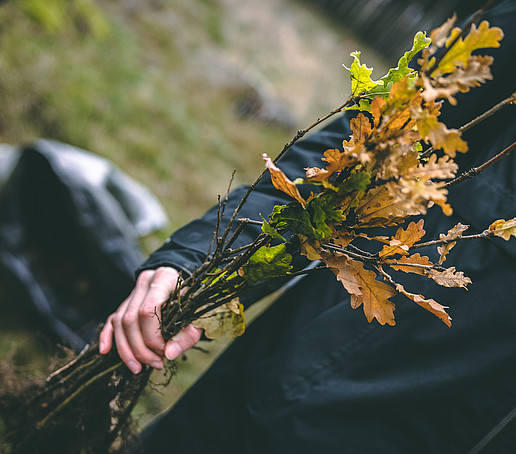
[420,92,516,159]
[411,230,493,249]
[445,140,516,188]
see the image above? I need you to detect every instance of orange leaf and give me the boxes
[395,284,451,327]
[386,253,434,276]
[350,113,373,143]
[262,153,306,207]
[321,253,396,325]
[379,220,426,258]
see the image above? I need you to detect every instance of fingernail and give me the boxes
[99,342,105,354]
[128,361,141,374]
[165,342,182,361]
[151,361,163,370]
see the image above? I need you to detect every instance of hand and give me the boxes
[99,267,202,374]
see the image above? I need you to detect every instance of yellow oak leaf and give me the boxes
[262,153,306,207]
[349,259,397,326]
[192,299,246,339]
[489,218,516,241]
[395,284,451,327]
[379,219,426,258]
[437,20,503,76]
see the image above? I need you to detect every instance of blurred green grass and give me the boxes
[0,0,386,433]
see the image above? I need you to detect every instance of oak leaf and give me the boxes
[412,103,468,157]
[436,222,469,264]
[305,148,357,182]
[406,154,458,180]
[421,55,494,105]
[349,259,397,325]
[354,185,420,227]
[488,218,516,241]
[427,267,471,288]
[379,220,426,258]
[436,20,503,76]
[386,253,434,276]
[344,51,383,95]
[241,244,292,285]
[322,253,396,325]
[193,299,246,339]
[263,153,306,207]
[395,284,451,327]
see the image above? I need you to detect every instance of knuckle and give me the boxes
[121,313,138,329]
[137,269,155,285]
[138,303,157,318]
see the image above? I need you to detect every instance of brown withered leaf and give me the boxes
[354,185,420,227]
[407,154,458,180]
[437,222,469,264]
[412,102,468,157]
[321,252,396,325]
[395,284,451,327]
[321,252,362,296]
[263,153,306,207]
[371,97,386,127]
[350,259,397,326]
[489,218,516,241]
[396,178,452,216]
[386,253,434,276]
[422,55,494,105]
[305,148,357,182]
[299,235,322,261]
[350,113,373,142]
[379,220,426,258]
[427,267,471,288]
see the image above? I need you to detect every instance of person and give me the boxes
[99,1,516,452]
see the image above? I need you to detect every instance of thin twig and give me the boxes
[445,140,516,188]
[218,94,360,250]
[411,230,493,249]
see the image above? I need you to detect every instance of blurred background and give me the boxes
[0,0,485,435]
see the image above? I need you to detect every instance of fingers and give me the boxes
[99,267,181,374]
[164,325,203,361]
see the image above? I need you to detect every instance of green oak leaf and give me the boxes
[260,214,287,241]
[379,31,431,88]
[344,51,382,96]
[241,244,293,285]
[308,194,344,240]
[269,204,320,239]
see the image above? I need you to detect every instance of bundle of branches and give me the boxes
[1,9,515,454]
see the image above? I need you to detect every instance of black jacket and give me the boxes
[136,2,516,452]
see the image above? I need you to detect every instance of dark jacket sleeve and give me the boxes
[136,114,353,277]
